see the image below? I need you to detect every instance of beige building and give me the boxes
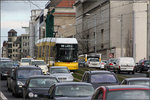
[21,34,30,58]
[12,36,21,61]
[148,2,150,60]
[75,0,148,62]
[7,29,17,59]
[45,0,76,37]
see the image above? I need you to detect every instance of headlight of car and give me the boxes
[28,92,38,98]
[28,92,34,98]
[17,81,24,86]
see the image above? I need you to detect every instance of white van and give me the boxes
[113,57,135,74]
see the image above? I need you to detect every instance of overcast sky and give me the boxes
[1,0,49,48]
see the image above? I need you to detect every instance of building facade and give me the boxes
[29,9,43,58]
[12,36,21,61]
[75,0,148,62]
[148,2,150,60]
[7,29,17,59]
[45,0,76,38]
[21,34,30,58]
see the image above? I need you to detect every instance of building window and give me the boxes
[8,38,12,42]
[8,44,12,48]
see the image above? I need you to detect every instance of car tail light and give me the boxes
[119,66,120,69]
[88,62,90,64]
[102,63,104,64]
[109,63,113,66]
[142,62,144,66]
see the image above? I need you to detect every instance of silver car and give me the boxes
[49,66,74,82]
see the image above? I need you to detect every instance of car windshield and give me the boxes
[129,80,150,86]
[29,78,57,88]
[0,61,15,68]
[55,85,94,97]
[120,58,135,65]
[106,90,150,100]
[50,68,69,74]
[88,58,99,62]
[17,69,41,79]
[31,61,46,65]
[21,59,32,63]
[91,74,117,83]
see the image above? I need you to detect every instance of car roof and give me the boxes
[124,77,150,81]
[54,82,93,86]
[16,66,41,69]
[50,66,68,68]
[105,85,150,90]
[85,70,113,74]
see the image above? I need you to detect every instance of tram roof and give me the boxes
[36,38,78,44]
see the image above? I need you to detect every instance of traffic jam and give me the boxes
[0,55,150,100]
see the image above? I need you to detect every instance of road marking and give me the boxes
[0,91,8,100]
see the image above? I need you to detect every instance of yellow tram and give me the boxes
[36,38,78,70]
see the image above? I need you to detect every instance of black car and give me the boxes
[23,75,58,99]
[135,59,150,72]
[121,77,150,86]
[11,66,43,97]
[48,82,94,100]
[0,60,16,79]
[82,70,119,89]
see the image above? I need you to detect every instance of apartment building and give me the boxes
[75,0,148,62]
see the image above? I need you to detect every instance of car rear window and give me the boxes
[107,90,150,100]
[29,78,57,88]
[129,80,150,86]
[91,74,117,83]
[88,58,99,62]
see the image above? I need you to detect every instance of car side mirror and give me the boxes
[113,62,116,64]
